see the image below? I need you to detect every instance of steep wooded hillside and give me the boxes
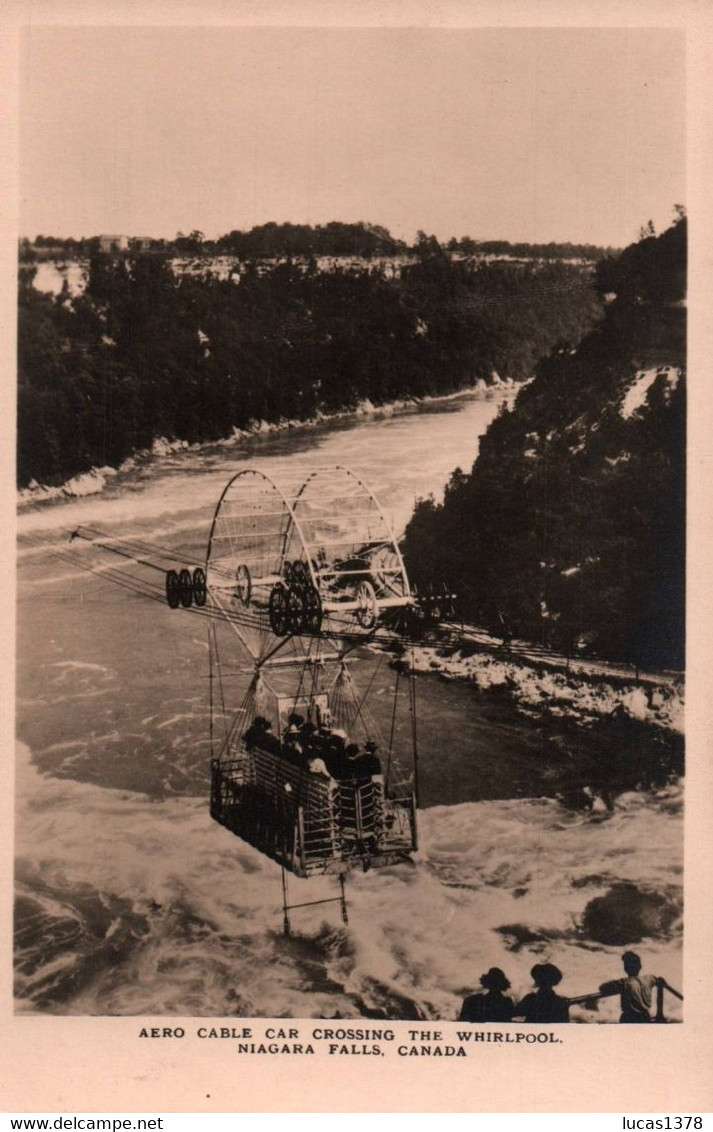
[17,249,600,486]
[403,219,686,669]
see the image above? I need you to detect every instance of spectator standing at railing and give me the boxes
[459,967,515,1023]
[513,963,570,1023]
[599,951,662,1023]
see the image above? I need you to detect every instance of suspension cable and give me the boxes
[212,623,230,744]
[209,623,215,759]
[408,648,420,809]
[385,663,401,788]
[351,649,386,737]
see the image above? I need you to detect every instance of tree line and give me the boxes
[17,249,602,487]
[19,221,613,263]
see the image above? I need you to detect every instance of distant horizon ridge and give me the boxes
[20,220,621,257]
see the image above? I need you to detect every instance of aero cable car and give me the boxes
[54,465,449,933]
[203,466,419,932]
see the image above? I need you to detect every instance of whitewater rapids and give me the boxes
[15,392,683,1020]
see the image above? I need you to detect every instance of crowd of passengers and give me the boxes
[243,714,383,781]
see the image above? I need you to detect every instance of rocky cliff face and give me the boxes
[403,218,686,670]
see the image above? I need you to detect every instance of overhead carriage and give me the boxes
[204,467,419,922]
[205,465,412,638]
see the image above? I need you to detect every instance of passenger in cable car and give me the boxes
[324,730,351,779]
[243,715,269,749]
[345,742,382,842]
[283,713,304,742]
[281,741,303,767]
[304,725,326,763]
[275,716,328,777]
[349,740,382,778]
[307,752,331,777]
[282,723,305,767]
[345,743,363,777]
[259,719,282,757]
[244,716,282,756]
[363,740,381,768]
[298,720,318,756]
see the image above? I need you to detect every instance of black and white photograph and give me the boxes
[7,8,704,1101]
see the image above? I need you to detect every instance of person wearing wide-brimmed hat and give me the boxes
[459,967,515,1023]
[298,719,318,755]
[514,962,570,1023]
[324,729,351,779]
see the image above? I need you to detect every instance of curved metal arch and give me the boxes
[333,465,412,601]
[205,466,413,649]
[292,464,412,600]
[205,466,320,584]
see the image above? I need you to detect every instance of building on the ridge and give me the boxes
[99,234,129,253]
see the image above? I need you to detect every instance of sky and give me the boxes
[19,25,685,248]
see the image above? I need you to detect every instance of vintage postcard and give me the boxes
[2,0,712,1115]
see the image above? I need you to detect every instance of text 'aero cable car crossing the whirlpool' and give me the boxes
[64,466,457,933]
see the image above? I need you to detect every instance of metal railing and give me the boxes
[566,979,683,1022]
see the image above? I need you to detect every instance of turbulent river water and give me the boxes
[15,394,683,1021]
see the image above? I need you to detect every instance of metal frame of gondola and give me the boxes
[204,473,418,929]
[280,867,348,937]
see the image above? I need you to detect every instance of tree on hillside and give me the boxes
[402,217,686,669]
[17,241,603,488]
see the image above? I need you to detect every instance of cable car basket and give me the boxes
[211,743,416,878]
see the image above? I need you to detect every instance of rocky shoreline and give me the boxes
[17,381,517,509]
[403,641,683,733]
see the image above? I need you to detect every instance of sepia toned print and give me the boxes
[4,2,713,1115]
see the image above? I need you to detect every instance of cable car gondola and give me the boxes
[43,465,432,932]
[204,466,419,931]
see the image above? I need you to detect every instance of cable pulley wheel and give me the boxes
[178,568,193,608]
[302,585,323,634]
[285,585,307,634]
[165,569,181,609]
[235,563,251,606]
[268,583,289,636]
[192,567,207,607]
[355,580,378,629]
